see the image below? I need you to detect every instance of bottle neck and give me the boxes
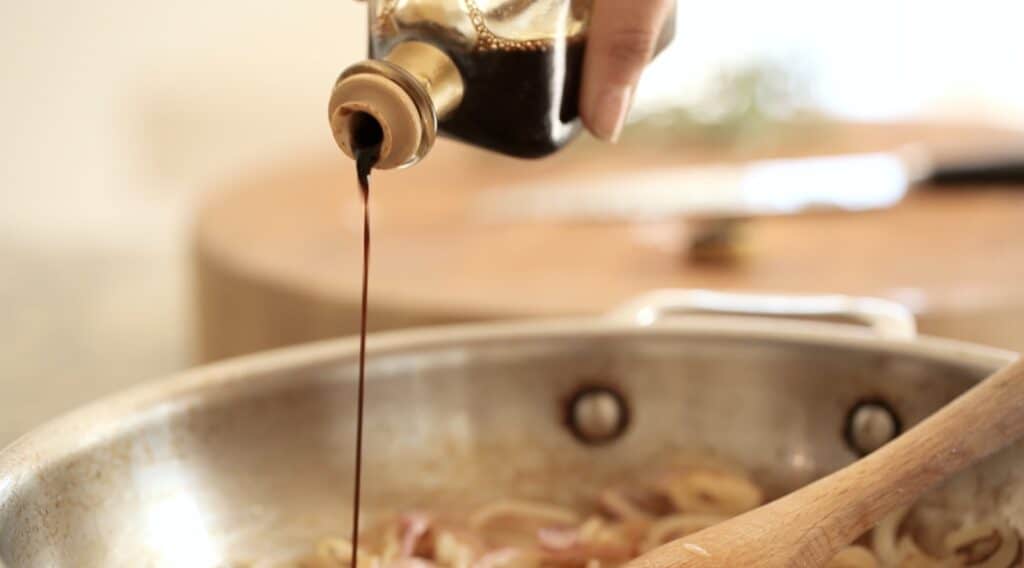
[329,41,464,170]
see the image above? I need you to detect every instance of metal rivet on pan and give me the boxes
[845,400,901,456]
[566,386,630,445]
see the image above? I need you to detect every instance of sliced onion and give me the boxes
[894,536,955,568]
[386,559,438,568]
[399,513,434,557]
[434,529,477,568]
[313,537,380,568]
[872,506,910,565]
[537,527,580,551]
[655,469,762,515]
[470,501,580,530]
[598,488,650,522]
[945,521,1021,567]
[641,513,728,552]
[597,485,671,520]
[471,548,538,568]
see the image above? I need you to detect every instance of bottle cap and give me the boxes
[329,73,424,170]
[329,42,463,170]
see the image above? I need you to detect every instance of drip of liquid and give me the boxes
[350,113,383,568]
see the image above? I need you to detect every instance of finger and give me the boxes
[580,0,674,142]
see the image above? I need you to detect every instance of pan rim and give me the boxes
[0,314,1016,512]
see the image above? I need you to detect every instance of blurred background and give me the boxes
[2,0,1024,446]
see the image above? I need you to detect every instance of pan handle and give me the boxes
[608,289,917,340]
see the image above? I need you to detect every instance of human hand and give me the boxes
[580,0,675,143]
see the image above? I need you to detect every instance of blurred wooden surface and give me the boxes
[194,122,1024,361]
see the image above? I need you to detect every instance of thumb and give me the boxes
[580,0,674,142]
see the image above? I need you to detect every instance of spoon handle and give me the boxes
[814,354,1024,546]
[629,355,1024,568]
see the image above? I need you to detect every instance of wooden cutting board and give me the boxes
[193,122,1024,361]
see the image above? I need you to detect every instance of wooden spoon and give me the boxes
[626,355,1024,568]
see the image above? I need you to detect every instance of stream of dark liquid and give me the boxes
[350,114,382,568]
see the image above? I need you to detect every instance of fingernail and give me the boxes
[589,86,632,143]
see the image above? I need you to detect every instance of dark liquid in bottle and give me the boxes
[441,42,585,158]
[375,34,585,158]
[349,112,382,568]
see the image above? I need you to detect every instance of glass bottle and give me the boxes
[329,0,674,169]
